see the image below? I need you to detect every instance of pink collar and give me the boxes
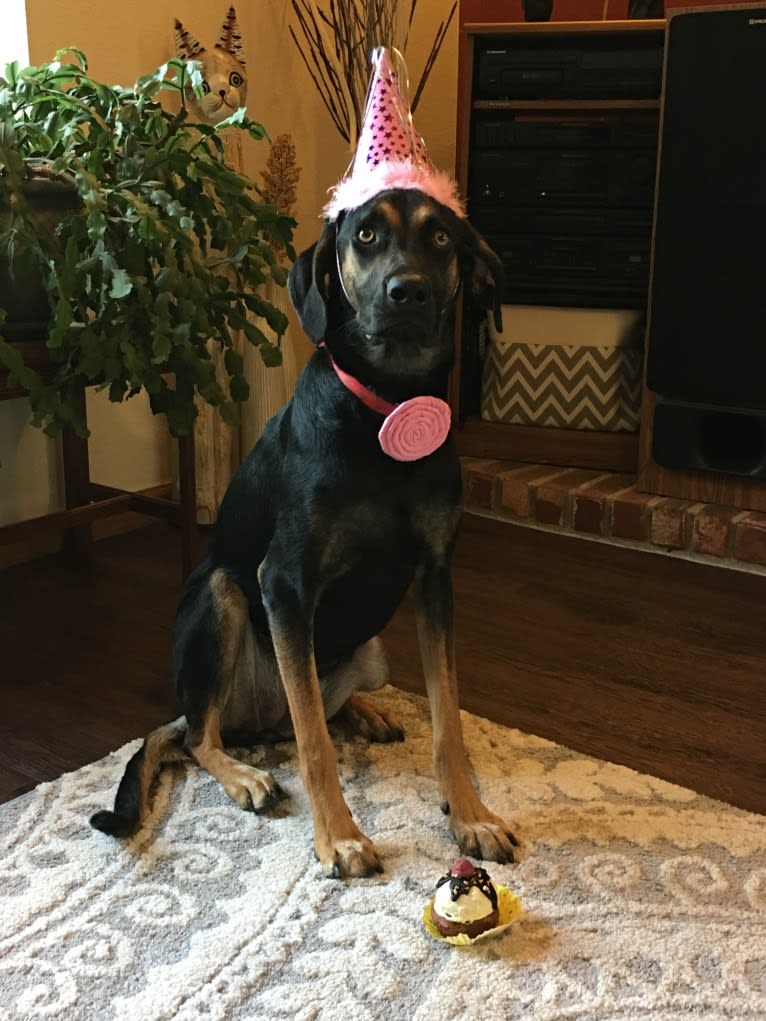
[319,344,452,462]
[321,344,396,416]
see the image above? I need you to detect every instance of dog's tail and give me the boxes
[89,716,189,838]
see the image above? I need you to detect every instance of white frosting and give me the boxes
[433,881,494,923]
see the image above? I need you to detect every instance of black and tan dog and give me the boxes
[91,188,517,877]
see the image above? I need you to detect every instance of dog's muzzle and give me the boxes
[335,250,460,327]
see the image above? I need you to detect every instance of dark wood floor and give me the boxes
[1,514,765,814]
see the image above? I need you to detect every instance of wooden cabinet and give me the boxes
[452,17,665,472]
[453,7,766,514]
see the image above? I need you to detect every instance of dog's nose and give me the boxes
[385,273,431,307]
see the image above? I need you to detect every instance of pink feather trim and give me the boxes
[324,160,466,221]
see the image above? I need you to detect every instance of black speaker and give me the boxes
[646,6,766,480]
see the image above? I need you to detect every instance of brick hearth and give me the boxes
[461,457,766,572]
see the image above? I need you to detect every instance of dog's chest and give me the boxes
[311,496,453,661]
[316,498,417,575]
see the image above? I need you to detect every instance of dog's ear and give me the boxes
[287,220,338,343]
[458,221,505,334]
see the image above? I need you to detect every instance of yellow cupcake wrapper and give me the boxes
[422,883,523,947]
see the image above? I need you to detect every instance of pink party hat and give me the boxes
[324,47,465,221]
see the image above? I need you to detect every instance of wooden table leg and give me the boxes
[61,388,93,566]
[177,430,198,580]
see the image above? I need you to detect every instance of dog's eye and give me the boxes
[356,226,376,245]
[433,229,451,249]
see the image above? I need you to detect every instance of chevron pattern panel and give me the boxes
[481,341,643,432]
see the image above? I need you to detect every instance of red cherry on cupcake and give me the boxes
[450,858,476,878]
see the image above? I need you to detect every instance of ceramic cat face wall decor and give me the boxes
[174,6,247,124]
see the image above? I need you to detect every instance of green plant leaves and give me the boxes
[109,267,132,299]
[224,347,244,376]
[0,335,40,391]
[259,343,283,368]
[229,373,249,402]
[0,52,295,438]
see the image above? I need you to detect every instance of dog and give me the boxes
[90,187,518,877]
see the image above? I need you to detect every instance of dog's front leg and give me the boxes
[416,558,518,864]
[259,555,383,878]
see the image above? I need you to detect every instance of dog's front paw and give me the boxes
[222,764,285,814]
[449,807,519,865]
[316,830,384,878]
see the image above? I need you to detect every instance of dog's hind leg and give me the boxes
[187,705,283,813]
[323,637,404,743]
[90,717,188,837]
[335,693,405,743]
[330,638,405,742]
[186,569,285,814]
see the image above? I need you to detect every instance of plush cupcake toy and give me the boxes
[424,858,522,946]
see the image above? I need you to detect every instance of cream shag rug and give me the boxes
[1,687,765,1021]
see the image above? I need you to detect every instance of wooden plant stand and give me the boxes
[0,340,198,577]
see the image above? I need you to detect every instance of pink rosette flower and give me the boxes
[378,396,451,462]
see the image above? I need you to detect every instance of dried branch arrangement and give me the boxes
[290,0,457,145]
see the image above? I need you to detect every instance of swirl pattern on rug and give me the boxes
[1,687,764,1020]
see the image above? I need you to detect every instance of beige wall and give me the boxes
[1,1,457,526]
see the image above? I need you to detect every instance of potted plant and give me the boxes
[0,49,295,438]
